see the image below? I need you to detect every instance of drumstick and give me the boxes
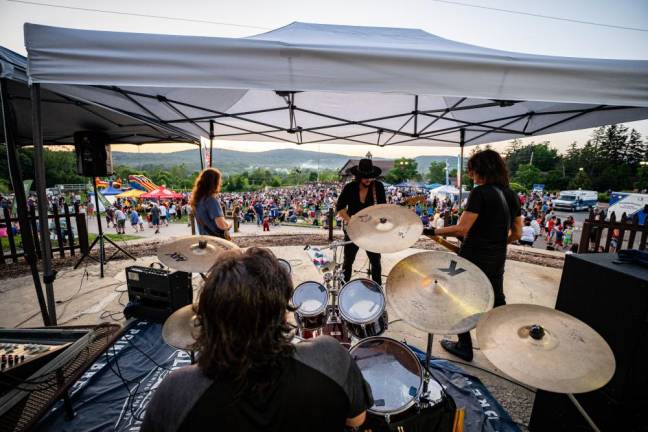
[424,234,460,254]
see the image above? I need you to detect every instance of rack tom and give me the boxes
[292,281,328,330]
[338,279,388,339]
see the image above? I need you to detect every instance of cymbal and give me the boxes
[386,251,493,334]
[162,304,200,351]
[157,235,238,273]
[346,204,422,253]
[476,304,615,394]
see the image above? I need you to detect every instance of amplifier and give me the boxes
[124,265,192,322]
[529,253,648,431]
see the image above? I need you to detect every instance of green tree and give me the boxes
[386,158,419,183]
[427,161,446,183]
[543,169,568,191]
[569,170,591,189]
[635,165,648,191]
[513,164,542,189]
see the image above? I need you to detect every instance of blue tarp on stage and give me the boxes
[36,321,519,431]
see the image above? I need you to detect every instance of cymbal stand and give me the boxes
[421,333,434,397]
[567,394,601,432]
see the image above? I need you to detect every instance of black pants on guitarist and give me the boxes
[343,232,382,285]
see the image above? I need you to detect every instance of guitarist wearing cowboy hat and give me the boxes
[336,158,386,285]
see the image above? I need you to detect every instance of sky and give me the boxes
[1,0,647,158]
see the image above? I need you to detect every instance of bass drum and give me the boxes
[292,281,328,331]
[338,279,387,339]
[350,337,443,421]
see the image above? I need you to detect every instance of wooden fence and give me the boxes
[579,210,647,253]
[0,203,89,264]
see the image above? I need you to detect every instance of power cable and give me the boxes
[6,0,272,30]
[430,0,648,33]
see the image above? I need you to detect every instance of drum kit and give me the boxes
[156,205,615,430]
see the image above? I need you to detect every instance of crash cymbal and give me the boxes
[157,235,238,273]
[162,304,200,351]
[476,304,615,394]
[346,204,422,253]
[386,251,493,334]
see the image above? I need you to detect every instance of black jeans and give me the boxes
[343,232,382,285]
[457,249,506,349]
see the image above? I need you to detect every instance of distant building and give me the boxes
[338,159,395,182]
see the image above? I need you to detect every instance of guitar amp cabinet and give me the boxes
[123,264,192,322]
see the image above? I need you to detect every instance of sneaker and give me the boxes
[440,339,473,362]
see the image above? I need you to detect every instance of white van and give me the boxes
[553,190,598,211]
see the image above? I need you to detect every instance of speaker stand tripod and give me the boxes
[75,181,135,277]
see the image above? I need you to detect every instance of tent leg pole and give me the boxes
[458,128,465,209]
[30,83,58,325]
[1,79,51,326]
[198,143,204,170]
[209,120,214,168]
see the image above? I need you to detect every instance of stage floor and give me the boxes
[0,244,562,429]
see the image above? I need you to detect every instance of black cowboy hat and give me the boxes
[349,158,382,178]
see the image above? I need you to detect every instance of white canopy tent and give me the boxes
[24,22,648,150]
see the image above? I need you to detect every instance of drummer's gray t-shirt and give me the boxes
[140,336,373,432]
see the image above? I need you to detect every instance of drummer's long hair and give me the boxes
[466,149,510,187]
[193,247,296,394]
[190,167,222,210]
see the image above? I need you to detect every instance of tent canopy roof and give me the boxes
[23,22,648,148]
[0,46,198,146]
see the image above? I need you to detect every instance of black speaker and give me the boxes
[529,253,648,431]
[123,265,192,322]
[73,131,113,176]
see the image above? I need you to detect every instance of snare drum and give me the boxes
[338,279,387,339]
[292,281,328,330]
[350,337,443,421]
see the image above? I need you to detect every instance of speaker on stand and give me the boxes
[73,131,135,277]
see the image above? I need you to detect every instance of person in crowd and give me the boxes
[140,247,372,432]
[530,216,541,240]
[114,207,127,235]
[610,228,621,252]
[190,167,231,239]
[254,201,264,226]
[129,208,140,233]
[519,218,536,246]
[105,206,115,228]
[138,212,146,232]
[151,203,161,234]
[336,159,386,285]
[263,214,270,232]
[160,202,168,227]
[169,203,177,222]
[423,149,522,361]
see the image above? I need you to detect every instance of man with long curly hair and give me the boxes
[141,247,372,432]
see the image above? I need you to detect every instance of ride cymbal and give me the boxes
[157,235,238,273]
[386,251,493,334]
[476,304,616,394]
[162,304,200,351]
[346,204,422,253]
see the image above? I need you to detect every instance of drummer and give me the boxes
[190,167,231,239]
[336,158,386,285]
[424,149,522,361]
[141,248,373,431]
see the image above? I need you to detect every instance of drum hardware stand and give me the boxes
[567,393,601,432]
[422,333,434,396]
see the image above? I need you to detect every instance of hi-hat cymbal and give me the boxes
[157,235,238,273]
[162,304,200,351]
[346,204,422,253]
[386,251,493,334]
[476,304,615,394]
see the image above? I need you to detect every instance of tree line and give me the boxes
[0,124,644,194]
[383,124,645,193]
